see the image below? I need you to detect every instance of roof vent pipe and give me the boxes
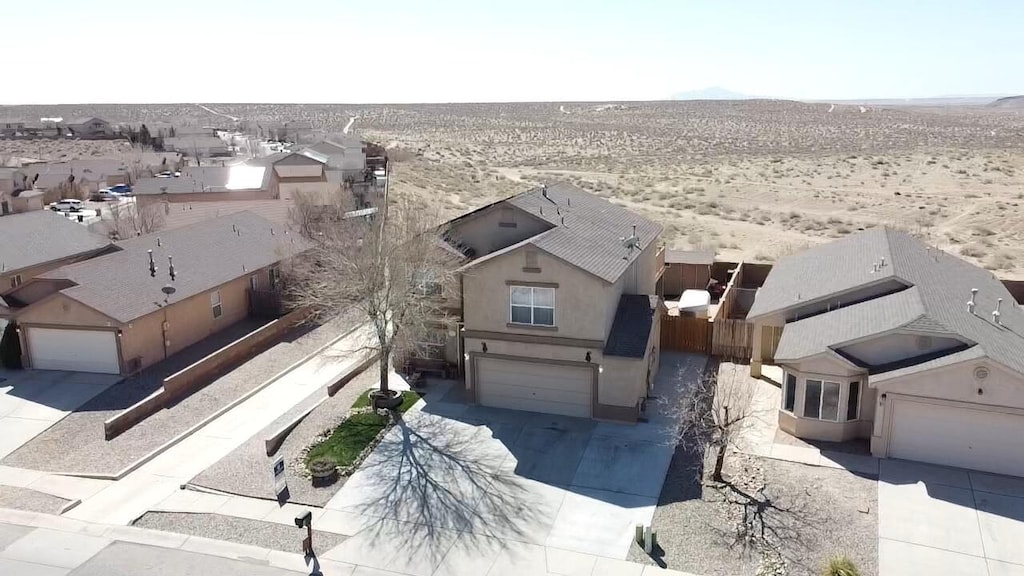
[968,288,978,314]
[157,237,161,247]
[148,249,156,278]
[993,298,1003,325]
[168,256,176,281]
[541,185,548,199]
[880,256,886,268]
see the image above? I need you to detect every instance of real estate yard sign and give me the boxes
[272,455,287,496]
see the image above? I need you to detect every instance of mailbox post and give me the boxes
[294,510,313,556]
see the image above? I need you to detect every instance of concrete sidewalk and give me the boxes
[62,324,375,526]
[0,506,698,576]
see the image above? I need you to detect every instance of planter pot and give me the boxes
[371,390,402,410]
[309,458,338,487]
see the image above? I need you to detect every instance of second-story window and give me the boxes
[510,286,554,326]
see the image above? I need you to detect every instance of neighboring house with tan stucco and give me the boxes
[133,165,273,206]
[0,210,113,295]
[1,212,306,375]
[747,228,1024,477]
[442,182,665,423]
[254,152,335,200]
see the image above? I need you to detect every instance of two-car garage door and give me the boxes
[27,327,121,374]
[476,357,593,418]
[889,398,1024,478]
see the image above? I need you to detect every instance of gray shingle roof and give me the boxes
[604,294,659,358]
[760,228,1024,377]
[39,212,306,323]
[0,211,111,274]
[775,288,928,361]
[665,249,715,265]
[506,183,663,283]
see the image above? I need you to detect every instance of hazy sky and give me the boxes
[3,0,1022,104]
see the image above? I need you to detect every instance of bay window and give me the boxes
[788,372,864,423]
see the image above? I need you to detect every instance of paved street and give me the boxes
[0,370,118,459]
[878,459,1024,575]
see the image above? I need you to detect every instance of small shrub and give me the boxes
[822,555,860,576]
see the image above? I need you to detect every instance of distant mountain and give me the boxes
[670,87,756,101]
[988,95,1024,109]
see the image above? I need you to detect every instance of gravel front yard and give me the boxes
[0,486,70,515]
[3,316,359,475]
[629,448,877,576]
[188,366,378,507]
[133,512,346,555]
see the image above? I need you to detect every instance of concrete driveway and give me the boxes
[879,458,1024,576]
[0,369,119,459]
[317,352,707,576]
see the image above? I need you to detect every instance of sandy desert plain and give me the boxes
[4,99,1024,277]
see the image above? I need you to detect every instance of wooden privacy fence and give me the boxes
[711,318,754,359]
[661,315,713,354]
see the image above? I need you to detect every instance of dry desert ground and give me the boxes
[4,100,1024,277]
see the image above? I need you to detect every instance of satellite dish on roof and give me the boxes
[161,285,176,303]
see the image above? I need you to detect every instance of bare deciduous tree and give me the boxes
[676,363,757,483]
[107,200,165,240]
[286,191,460,406]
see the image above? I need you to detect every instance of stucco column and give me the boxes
[750,323,763,378]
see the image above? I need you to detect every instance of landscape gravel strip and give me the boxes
[0,486,70,515]
[133,512,345,555]
[629,449,877,576]
[2,315,360,475]
[189,366,378,507]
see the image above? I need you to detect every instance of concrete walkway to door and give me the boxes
[879,458,1024,575]
[0,370,118,459]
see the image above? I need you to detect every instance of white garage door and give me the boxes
[476,357,592,418]
[27,327,120,374]
[889,398,1024,477]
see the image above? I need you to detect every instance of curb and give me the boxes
[57,322,371,482]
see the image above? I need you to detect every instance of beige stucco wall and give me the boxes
[870,358,1024,456]
[463,244,614,342]
[17,267,269,373]
[448,205,551,257]
[137,189,275,206]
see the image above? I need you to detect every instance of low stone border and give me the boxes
[263,397,329,457]
[293,408,396,481]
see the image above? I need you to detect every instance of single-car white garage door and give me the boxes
[27,327,121,374]
[889,398,1024,477]
[476,357,592,418]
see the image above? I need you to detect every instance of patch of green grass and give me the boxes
[305,411,388,469]
[350,389,421,412]
[305,390,423,470]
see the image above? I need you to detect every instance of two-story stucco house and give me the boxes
[747,228,1024,477]
[444,183,664,422]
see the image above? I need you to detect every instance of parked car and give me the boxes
[51,199,83,212]
[107,184,133,194]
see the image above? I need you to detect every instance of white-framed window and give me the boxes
[250,275,258,292]
[802,379,841,421]
[509,285,554,326]
[9,274,22,289]
[269,266,281,289]
[211,290,222,318]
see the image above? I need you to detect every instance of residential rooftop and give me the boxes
[0,211,111,275]
[38,212,307,323]
[455,182,663,284]
[758,228,1024,377]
